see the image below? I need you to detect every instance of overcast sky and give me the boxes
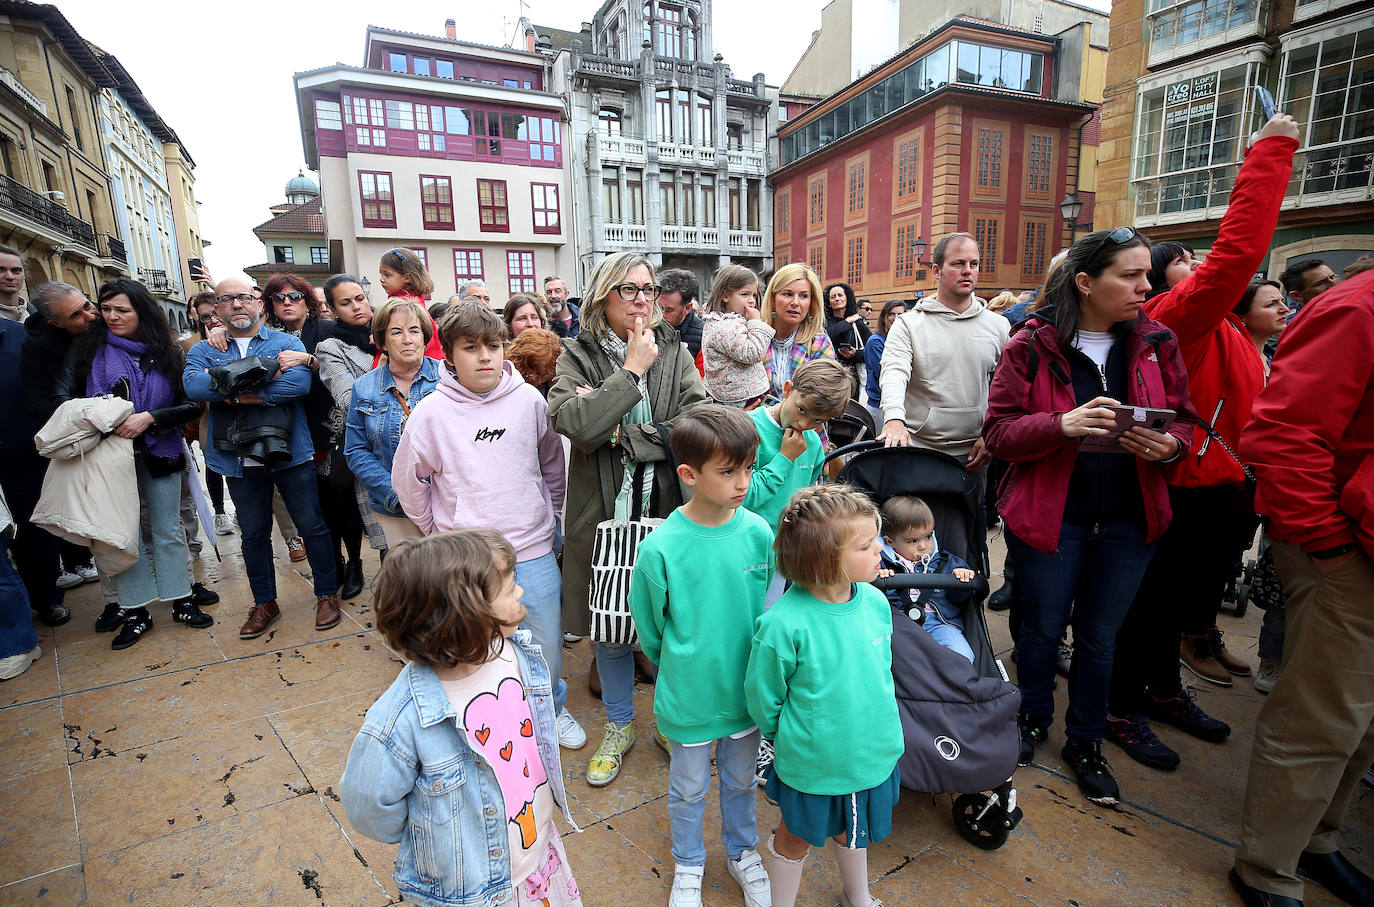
[55,0,1106,281]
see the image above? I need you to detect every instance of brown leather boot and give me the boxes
[315,595,342,630]
[239,601,280,639]
[1208,626,1252,677]
[1180,633,1232,687]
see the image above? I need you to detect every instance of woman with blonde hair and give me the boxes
[759,263,835,400]
[548,251,706,788]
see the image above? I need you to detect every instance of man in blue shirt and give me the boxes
[184,276,339,639]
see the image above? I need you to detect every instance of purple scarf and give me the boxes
[86,332,181,462]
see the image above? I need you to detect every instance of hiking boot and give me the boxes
[1208,626,1251,677]
[1253,658,1281,694]
[669,863,704,907]
[556,708,586,749]
[94,603,128,633]
[586,721,634,787]
[112,609,154,650]
[171,598,213,629]
[1018,712,1048,766]
[286,537,307,562]
[1147,687,1231,742]
[1062,738,1120,805]
[1180,633,1232,686]
[726,849,772,907]
[190,582,219,607]
[1104,713,1180,771]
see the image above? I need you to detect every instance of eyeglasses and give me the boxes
[197,313,220,325]
[271,292,306,302]
[613,283,662,302]
[216,294,257,306]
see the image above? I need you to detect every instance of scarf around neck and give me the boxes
[598,332,655,519]
[330,320,377,356]
[86,332,181,462]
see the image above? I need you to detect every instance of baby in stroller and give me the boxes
[877,494,977,663]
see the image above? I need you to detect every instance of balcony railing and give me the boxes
[574,54,768,101]
[597,134,765,173]
[99,234,127,266]
[576,54,637,79]
[0,174,96,250]
[139,267,179,296]
[0,66,48,117]
[728,230,766,252]
[602,222,763,253]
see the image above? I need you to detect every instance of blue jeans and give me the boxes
[515,552,567,713]
[226,461,338,605]
[596,641,636,727]
[925,614,975,663]
[1009,520,1157,742]
[0,533,37,659]
[668,730,762,866]
[116,459,192,609]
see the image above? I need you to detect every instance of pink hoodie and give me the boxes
[391,361,566,560]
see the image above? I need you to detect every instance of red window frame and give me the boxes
[419,175,454,231]
[531,183,560,234]
[507,249,535,294]
[454,248,484,283]
[477,179,510,233]
[358,170,395,228]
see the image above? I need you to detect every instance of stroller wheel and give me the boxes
[953,793,1011,851]
[1234,582,1250,617]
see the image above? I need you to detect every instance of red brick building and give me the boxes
[771,17,1100,300]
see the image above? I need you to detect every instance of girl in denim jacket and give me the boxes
[341,530,582,907]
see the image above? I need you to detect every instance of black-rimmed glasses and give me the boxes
[216,294,256,305]
[613,283,662,302]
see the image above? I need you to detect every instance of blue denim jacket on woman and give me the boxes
[340,630,577,907]
[343,357,442,517]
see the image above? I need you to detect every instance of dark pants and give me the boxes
[226,461,337,605]
[205,467,225,514]
[60,540,92,571]
[1010,519,1156,742]
[0,466,62,612]
[316,475,362,563]
[1108,483,1258,714]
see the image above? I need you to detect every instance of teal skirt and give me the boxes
[765,764,900,848]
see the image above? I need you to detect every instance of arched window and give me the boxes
[599,108,623,136]
[647,3,695,59]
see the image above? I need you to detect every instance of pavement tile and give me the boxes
[1,625,58,708]
[0,864,87,905]
[0,698,68,782]
[266,686,388,792]
[0,767,78,887]
[55,624,226,697]
[228,634,404,716]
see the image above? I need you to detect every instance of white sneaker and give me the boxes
[0,644,41,681]
[1253,658,1281,694]
[1057,639,1073,677]
[74,563,99,583]
[727,849,772,907]
[563,632,582,644]
[556,708,587,749]
[56,570,83,589]
[215,513,234,535]
[669,863,704,907]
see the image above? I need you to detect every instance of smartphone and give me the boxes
[1079,405,1178,453]
[1255,85,1276,121]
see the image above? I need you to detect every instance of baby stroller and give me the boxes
[825,441,1025,850]
[826,400,878,449]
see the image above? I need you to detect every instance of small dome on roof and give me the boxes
[285,170,319,200]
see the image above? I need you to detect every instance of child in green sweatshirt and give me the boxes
[629,405,775,907]
[746,484,904,907]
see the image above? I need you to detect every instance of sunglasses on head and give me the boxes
[1082,226,1142,261]
[272,292,306,302]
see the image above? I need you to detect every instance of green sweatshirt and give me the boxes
[629,507,775,744]
[745,582,904,795]
[743,405,825,529]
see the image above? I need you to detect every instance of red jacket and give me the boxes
[983,315,1196,554]
[1143,135,1298,488]
[1240,269,1374,559]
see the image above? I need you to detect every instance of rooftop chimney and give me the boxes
[525,25,536,53]
[445,18,457,40]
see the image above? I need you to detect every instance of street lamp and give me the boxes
[912,236,929,265]
[360,276,372,299]
[1060,193,1091,235]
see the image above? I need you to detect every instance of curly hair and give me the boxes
[506,327,562,388]
[262,273,323,328]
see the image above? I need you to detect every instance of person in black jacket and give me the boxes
[659,268,703,358]
[54,279,209,649]
[823,282,872,400]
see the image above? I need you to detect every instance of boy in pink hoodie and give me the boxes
[392,303,585,748]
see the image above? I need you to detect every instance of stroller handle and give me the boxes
[873,573,991,599]
[823,439,887,465]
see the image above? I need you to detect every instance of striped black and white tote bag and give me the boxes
[588,462,662,645]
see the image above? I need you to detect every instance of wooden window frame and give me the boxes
[807,239,825,281]
[419,175,454,231]
[807,172,826,237]
[358,170,396,228]
[845,151,870,225]
[531,182,561,234]
[454,248,484,283]
[776,187,791,242]
[1020,214,1051,284]
[506,249,536,294]
[891,216,923,286]
[1021,127,1057,205]
[971,118,1009,203]
[477,178,510,234]
[844,230,866,289]
[971,211,1004,282]
[892,126,925,214]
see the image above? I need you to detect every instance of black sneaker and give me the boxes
[94,603,128,633]
[112,609,153,650]
[1104,713,1180,771]
[1146,687,1231,742]
[1018,712,1048,766]
[171,599,214,629]
[190,582,219,607]
[1062,738,1120,805]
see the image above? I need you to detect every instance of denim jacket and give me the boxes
[878,540,971,628]
[340,630,577,907]
[182,323,314,478]
[343,357,442,517]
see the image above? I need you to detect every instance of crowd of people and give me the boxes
[1,110,1372,907]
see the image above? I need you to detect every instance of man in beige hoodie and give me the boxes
[878,232,1010,503]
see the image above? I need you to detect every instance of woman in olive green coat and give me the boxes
[548,251,706,787]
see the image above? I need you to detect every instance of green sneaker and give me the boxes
[586,721,634,787]
[653,725,672,758]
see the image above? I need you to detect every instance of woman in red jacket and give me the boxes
[984,227,1195,807]
[1103,115,1301,773]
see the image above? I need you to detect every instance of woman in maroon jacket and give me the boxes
[984,227,1195,807]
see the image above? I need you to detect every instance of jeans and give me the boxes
[226,461,338,605]
[0,466,62,612]
[925,614,975,663]
[596,641,636,727]
[1258,601,1286,661]
[0,533,37,659]
[668,730,762,866]
[1010,519,1156,742]
[116,459,192,609]
[515,552,567,713]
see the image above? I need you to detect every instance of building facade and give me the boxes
[537,0,776,293]
[294,22,572,304]
[162,140,206,302]
[0,3,126,300]
[245,173,328,289]
[772,17,1100,301]
[1095,0,1373,275]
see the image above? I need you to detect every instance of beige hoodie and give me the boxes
[878,297,1010,457]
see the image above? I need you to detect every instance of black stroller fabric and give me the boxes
[837,444,1022,794]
